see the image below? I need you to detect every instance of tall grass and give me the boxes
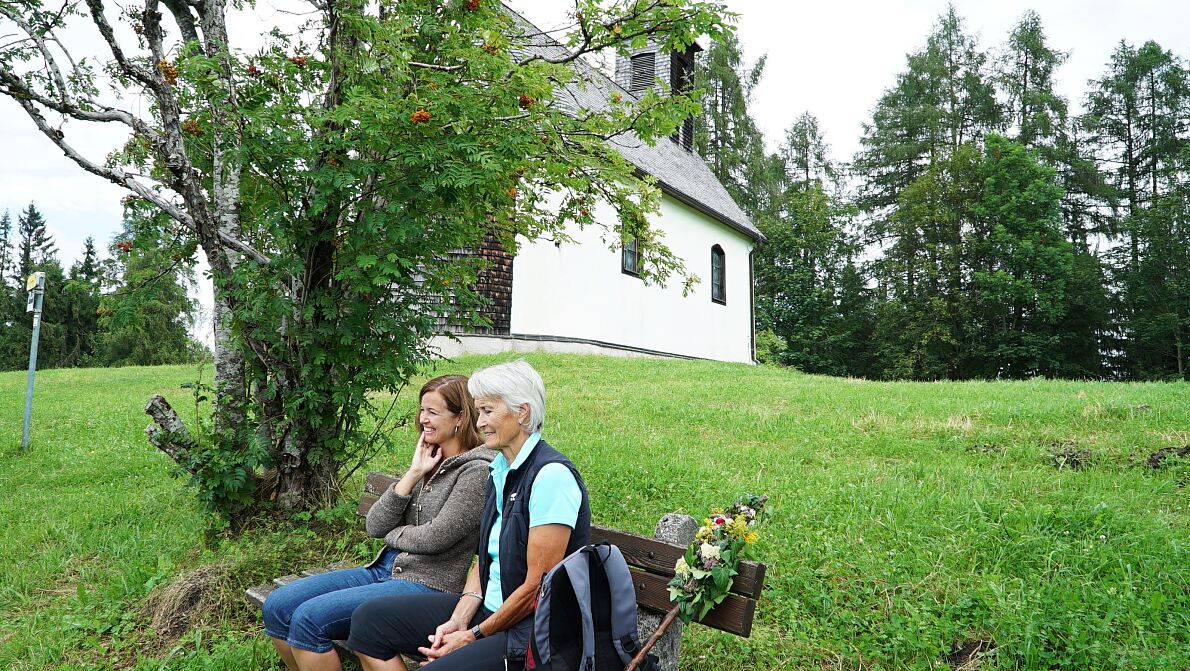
[0,357,1185,669]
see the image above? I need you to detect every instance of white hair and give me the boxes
[468,360,546,434]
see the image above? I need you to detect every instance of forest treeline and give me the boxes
[698,7,1188,380]
[0,201,205,371]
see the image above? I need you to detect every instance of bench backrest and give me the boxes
[358,472,764,638]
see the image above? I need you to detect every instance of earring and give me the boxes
[453,425,459,434]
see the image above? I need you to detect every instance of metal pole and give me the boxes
[21,272,45,453]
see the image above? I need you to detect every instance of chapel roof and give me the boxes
[504,6,765,243]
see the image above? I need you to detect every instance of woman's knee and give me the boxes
[349,597,388,627]
[287,601,337,650]
[261,589,295,634]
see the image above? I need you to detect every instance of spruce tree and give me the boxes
[94,205,201,367]
[0,210,20,368]
[16,202,56,280]
[0,210,14,288]
[856,6,1002,379]
[693,33,769,209]
[64,237,102,366]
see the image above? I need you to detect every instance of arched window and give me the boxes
[711,245,726,304]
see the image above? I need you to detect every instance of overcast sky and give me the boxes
[1,0,1186,337]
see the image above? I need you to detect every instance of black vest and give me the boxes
[477,438,592,661]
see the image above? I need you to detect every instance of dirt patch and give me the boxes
[1047,441,1091,470]
[966,442,1003,455]
[143,562,237,645]
[944,639,995,669]
[1147,445,1190,469]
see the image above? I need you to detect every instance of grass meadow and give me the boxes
[0,355,1186,670]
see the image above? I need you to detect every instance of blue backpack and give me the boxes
[525,543,659,671]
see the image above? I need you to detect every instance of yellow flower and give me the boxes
[675,556,691,578]
[744,531,759,544]
[726,515,749,539]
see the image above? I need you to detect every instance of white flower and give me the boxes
[699,542,720,560]
[675,556,691,578]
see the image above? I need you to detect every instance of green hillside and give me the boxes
[0,356,1186,670]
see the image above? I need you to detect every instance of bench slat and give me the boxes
[246,582,276,609]
[591,526,766,600]
[358,493,380,517]
[301,561,358,577]
[630,568,757,638]
[366,472,400,496]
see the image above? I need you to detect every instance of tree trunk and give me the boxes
[144,394,196,461]
[274,413,341,511]
[212,294,246,434]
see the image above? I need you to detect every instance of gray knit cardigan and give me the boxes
[364,446,496,593]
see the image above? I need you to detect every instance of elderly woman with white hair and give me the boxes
[347,360,591,671]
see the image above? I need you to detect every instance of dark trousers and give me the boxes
[347,592,524,671]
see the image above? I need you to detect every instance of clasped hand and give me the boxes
[417,619,474,662]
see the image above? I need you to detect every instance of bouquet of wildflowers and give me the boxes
[666,493,768,624]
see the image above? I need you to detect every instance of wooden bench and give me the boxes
[247,472,767,670]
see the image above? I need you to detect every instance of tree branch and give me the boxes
[0,6,69,104]
[409,60,463,72]
[82,0,157,89]
[8,90,197,227]
[515,1,678,67]
[0,67,164,141]
[161,0,201,45]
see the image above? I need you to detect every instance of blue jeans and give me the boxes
[262,549,438,653]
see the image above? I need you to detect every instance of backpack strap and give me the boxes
[532,544,597,669]
[564,545,598,670]
[593,543,644,664]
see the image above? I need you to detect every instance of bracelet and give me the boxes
[461,591,483,602]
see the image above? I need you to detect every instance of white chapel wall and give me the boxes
[508,193,755,363]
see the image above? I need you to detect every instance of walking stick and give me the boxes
[624,605,680,671]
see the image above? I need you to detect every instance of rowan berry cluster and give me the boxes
[158,59,179,85]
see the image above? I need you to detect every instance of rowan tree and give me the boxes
[0,0,733,521]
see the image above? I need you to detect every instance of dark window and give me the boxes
[622,238,641,277]
[629,53,656,94]
[711,245,726,304]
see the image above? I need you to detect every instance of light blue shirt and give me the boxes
[483,433,582,612]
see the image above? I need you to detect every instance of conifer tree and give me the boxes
[693,33,772,213]
[1085,41,1189,378]
[63,237,103,366]
[998,12,1111,377]
[16,202,56,280]
[856,6,1002,378]
[94,205,202,367]
[997,11,1068,157]
[0,210,14,289]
